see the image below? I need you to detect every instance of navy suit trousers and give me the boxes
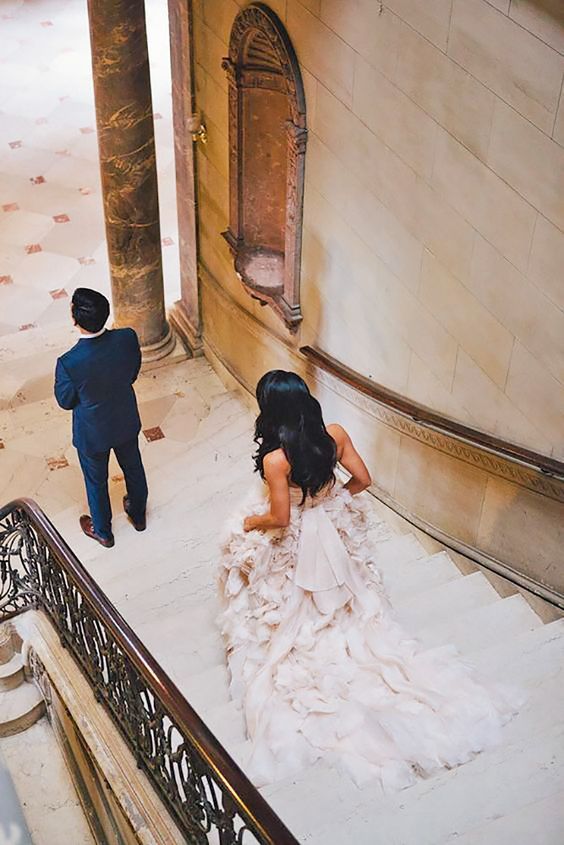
[78,438,148,539]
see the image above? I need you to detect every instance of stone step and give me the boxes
[268,715,564,845]
[182,663,231,718]
[224,737,252,771]
[450,789,564,845]
[170,554,495,684]
[204,699,246,748]
[0,681,45,737]
[382,550,462,604]
[259,618,564,839]
[418,592,541,654]
[309,720,564,845]
[395,570,500,633]
[477,617,564,682]
[0,653,25,692]
[372,532,428,571]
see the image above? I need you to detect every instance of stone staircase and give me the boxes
[0,623,45,738]
[1,327,562,842]
[165,519,564,845]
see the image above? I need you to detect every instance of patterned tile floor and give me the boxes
[0,0,180,338]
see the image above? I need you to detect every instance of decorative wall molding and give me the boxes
[310,366,564,504]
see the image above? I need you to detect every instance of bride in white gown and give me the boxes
[218,370,520,791]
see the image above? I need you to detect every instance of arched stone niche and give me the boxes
[222,3,307,332]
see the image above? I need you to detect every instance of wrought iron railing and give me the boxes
[0,498,298,845]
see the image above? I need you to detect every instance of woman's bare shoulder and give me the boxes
[326,423,349,443]
[263,448,291,474]
[326,423,350,458]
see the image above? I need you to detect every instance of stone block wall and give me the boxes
[191,0,564,459]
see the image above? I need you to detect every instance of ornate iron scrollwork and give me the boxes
[0,503,293,844]
[0,507,43,616]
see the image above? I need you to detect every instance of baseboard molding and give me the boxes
[369,486,564,610]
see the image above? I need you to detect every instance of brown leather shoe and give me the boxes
[123,496,146,532]
[79,515,114,548]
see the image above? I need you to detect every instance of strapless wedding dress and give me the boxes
[218,482,520,791]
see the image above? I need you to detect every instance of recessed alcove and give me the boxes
[222,3,307,331]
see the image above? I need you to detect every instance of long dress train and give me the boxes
[218,481,520,791]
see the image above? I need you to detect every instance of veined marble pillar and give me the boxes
[87,0,174,361]
[167,0,202,353]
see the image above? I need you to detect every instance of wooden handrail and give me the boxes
[300,345,564,478]
[0,497,298,845]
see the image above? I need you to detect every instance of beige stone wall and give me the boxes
[192,0,564,460]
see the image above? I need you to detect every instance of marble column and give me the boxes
[87,0,174,361]
[167,0,202,353]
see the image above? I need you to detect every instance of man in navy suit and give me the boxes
[54,288,148,547]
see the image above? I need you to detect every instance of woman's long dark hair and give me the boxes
[253,370,337,502]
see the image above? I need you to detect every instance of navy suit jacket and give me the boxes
[54,328,142,455]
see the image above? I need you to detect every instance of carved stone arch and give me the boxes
[222,3,307,331]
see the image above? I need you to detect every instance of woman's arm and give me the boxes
[327,424,372,495]
[243,450,291,532]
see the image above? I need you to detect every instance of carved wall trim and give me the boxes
[309,367,564,504]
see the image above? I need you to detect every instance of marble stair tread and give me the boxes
[0,653,25,691]
[0,681,45,736]
[270,714,564,845]
[450,789,564,845]
[180,663,231,715]
[476,617,564,681]
[158,552,468,674]
[157,551,463,663]
[224,738,253,770]
[166,637,226,680]
[382,550,462,603]
[203,699,246,747]
[164,553,496,674]
[417,592,541,654]
[308,720,564,845]
[394,571,500,633]
[371,533,428,570]
[502,667,564,745]
[260,620,563,833]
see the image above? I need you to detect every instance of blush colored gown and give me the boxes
[218,481,520,791]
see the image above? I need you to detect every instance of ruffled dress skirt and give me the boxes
[218,482,520,791]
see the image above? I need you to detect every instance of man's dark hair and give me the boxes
[71,288,110,333]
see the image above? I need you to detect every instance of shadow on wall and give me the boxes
[478,476,564,602]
